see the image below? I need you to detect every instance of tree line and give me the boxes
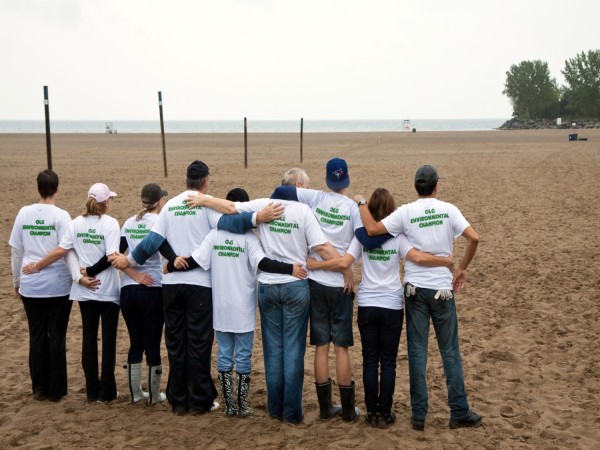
[503,49,599,121]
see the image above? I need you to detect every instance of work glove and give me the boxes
[434,289,452,301]
[405,283,416,297]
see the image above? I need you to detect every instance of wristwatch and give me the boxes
[357,199,367,206]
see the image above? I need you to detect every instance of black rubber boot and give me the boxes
[315,379,342,420]
[339,381,360,422]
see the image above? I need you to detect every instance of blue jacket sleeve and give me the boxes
[131,231,165,265]
[217,212,254,234]
[270,185,298,201]
[355,227,394,250]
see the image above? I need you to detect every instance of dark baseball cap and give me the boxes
[326,157,350,190]
[415,165,439,186]
[141,183,168,204]
[186,160,210,181]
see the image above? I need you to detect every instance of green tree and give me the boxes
[503,60,559,120]
[561,49,600,118]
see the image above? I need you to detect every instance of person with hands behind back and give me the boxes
[23,182,121,403]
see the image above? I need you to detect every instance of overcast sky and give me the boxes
[1,0,598,121]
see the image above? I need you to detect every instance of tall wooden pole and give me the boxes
[244,117,248,168]
[158,91,168,177]
[43,86,52,170]
[300,117,304,163]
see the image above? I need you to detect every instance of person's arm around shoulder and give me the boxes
[405,249,454,268]
[186,193,237,214]
[306,253,356,272]
[352,195,390,236]
[452,226,479,293]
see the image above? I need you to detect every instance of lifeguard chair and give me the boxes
[105,122,117,134]
[403,119,411,132]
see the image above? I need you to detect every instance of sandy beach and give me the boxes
[1,129,599,449]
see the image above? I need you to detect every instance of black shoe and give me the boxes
[411,417,425,431]
[365,412,379,428]
[173,404,189,416]
[32,392,47,401]
[378,411,396,429]
[449,411,482,429]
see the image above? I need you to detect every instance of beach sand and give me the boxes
[1,130,599,449]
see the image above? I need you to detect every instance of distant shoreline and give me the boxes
[498,118,600,130]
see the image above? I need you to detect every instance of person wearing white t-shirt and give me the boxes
[9,170,96,402]
[109,161,284,416]
[23,182,122,403]
[186,190,340,425]
[166,188,308,418]
[354,165,482,431]
[307,188,454,429]
[271,158,362,423]
[118,183,169,405]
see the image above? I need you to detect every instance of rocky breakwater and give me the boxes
[498,118,600,130]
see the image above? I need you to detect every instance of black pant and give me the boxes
[21,295,72,400]
[120,285,164,365]
[78,300,120,401]
[162,284,217,413]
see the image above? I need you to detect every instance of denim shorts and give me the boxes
[309,280,354,347]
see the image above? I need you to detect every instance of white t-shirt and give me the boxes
[9,203,72,298]
[192,229,265,333]
[381,198,470,289]
[121,213,162,288]
[297,188,363,288]
[59,214,121,303]
[235,198,328,284]
[151,191,222,287]
[347,235,412,310]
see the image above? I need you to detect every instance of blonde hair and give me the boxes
[282,168,309,187]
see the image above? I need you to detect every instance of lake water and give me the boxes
[0,119,506,134]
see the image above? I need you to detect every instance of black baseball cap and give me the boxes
[186,160,210,181]
[415,165,439,186]
[141,183,168,204]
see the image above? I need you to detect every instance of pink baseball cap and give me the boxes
[88,183,117,203]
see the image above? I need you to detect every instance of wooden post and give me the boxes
[43,86,52,170]
[158,91,168,177]
[300,117,304,163]
[244,117,248,168]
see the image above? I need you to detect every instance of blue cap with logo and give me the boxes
[326,157,350,190]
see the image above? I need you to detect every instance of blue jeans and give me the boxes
[216,331,254,374]
[357,306,403,414]
[405,285,470,419]
[258,279,310,423]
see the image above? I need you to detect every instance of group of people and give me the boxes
[11,171,170,404]
[10,156,482,431]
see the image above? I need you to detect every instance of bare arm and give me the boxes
[352,195,390,236]
[453,226,479,292]
[312,242,354,293]
[22,246,68,274]
[405,248,454,268]
[186,193,237,214]
[306,253,356,272]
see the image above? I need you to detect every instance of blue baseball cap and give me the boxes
[326,157,350,190]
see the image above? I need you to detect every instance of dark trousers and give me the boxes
[357,306,404,414]
[21,295,72,400]
[78,300,120,401]
[120,285,164,366]
[162,284,217,413]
